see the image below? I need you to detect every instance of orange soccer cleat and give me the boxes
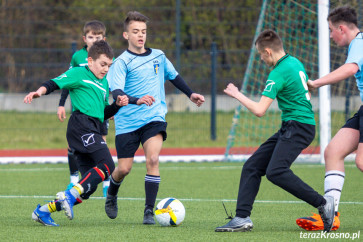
[296,212,340,231]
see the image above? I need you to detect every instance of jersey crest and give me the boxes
[264,80,275,92]
[153,60,159,75]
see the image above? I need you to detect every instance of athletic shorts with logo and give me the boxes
[67,111,108,154]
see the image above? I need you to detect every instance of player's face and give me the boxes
[328,21,347,47]
[256,44,273,66]
[88,54,113,79]
[83,32,105,50]
[123,21,147,53]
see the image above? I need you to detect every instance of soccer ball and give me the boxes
[155,197,185,226]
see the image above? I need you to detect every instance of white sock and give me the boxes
[324,170,345,212]
[103,178,110,188]
[70,174,79,184]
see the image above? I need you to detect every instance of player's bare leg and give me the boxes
[297,128,358,231]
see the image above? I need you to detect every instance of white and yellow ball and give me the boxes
[155,198,185,226]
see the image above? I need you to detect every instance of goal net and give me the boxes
[225,0,362,162]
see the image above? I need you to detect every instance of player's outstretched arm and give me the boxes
[23,86,47,104]
[136,95,155,106]
[309,63,358,90]
[190,93,205,107]
[224,83,273,117]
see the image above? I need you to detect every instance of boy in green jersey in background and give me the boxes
[24,40,154,226]
[215,30,335,233]
[57,20,111,196]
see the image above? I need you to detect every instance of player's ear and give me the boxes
[123,32,128,40]
[265,48,273,56]
[87,57,93,66]
[83,35,87,43]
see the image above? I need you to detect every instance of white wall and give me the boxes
[0,93,360,112]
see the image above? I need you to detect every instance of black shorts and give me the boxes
[67,111,108,154]
[75,147,114,177]
[100,120,109,136]
[115,121,167,158]
[342,105,363,142]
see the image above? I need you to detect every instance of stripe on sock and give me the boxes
[110,175,123,186]
[47,201,57,213]
[325,173,345,178]
[145,174,161,183]
[325,188,342,193]
[94,167,105,181]
[74,184,84,194]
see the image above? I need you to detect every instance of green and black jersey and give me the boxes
[261,54,315,125]
[70,46,88,68]
[52,66,109,123]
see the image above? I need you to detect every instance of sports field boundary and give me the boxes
[0,148,356,164]
[0,195,362,205]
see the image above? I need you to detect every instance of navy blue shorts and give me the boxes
[115,121,167,159]
[342,105,363,142]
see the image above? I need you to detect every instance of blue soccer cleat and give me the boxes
[103,185,109,198]
[32,204,59,227]
[56,190,76,220]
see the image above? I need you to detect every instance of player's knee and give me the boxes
[97,161,115,180]
[356,160,363,172]
[146,154,159,167]
[324,145,334,161]
[117,166,132,177]
[265,169,283,184]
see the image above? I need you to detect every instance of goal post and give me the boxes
[318,0,331,164]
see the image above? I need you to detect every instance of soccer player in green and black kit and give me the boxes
[215,30,335,233]
[58,20,111,196]
[24,40,154,226]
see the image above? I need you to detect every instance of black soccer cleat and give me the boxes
[105,194,118,219]
[143,209,155,225]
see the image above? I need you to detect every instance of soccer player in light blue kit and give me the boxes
[297,6,363,231]
[105,11,205,224]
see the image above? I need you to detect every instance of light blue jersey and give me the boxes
[345,33,363,101]
[107,48,178,135]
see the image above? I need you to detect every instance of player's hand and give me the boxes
[307,80,317,91]
[224,83,240,98]
[23,91,42,104]
[137,95,155,106]
[57,106,66,122]
[116,95,129,107]
[190,93,205,107]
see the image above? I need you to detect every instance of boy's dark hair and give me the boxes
[88,40,113,60]
[255,29,283,52]
[328,6,358,27]
[123,11,149,31]
[83,20,106,36]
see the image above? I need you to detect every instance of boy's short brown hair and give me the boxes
[83,20,106,36]
[328,6,358,27]
[255,29,283,52]
[88,40,113,60]
[123,11,149,31]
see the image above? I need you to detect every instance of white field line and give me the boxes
[0,164,358,172]
[0,195,362,205]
